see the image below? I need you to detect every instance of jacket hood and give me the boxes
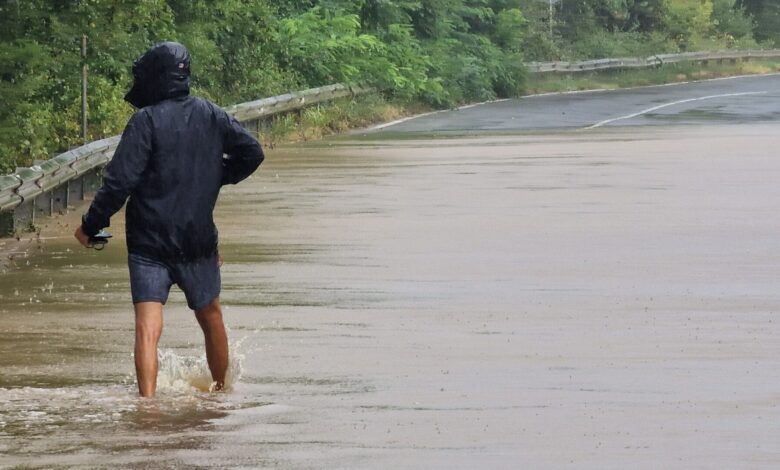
[125,42,191,109]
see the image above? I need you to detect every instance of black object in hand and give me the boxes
[89,229,112,250]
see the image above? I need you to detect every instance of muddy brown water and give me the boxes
[2,124,780,468]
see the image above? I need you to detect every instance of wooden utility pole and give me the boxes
[81,35,88,144]
[549,0,554,39]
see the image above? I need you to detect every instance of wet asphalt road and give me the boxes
[368,73,780,134]
[2,74,780,468]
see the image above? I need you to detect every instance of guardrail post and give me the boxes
[252,118,261,140]
[0,212,12,236]
[80,174,86,201]
[13,198,35,232]
[67,177,86,206]
[82,167,102,194]
[51,183,68,215]
[35,192,52,218]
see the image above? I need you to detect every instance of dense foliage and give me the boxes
[0,0,772,171]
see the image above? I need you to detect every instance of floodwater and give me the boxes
[2,124,780,468]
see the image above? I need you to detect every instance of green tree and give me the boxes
[0,1,59,171]
[712,0,753,40]
[739,0,780,45]
[662,0,715,49]
[0,39,53,172]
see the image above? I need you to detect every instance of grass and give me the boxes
[261,94,429,145]
[524,59,780,95]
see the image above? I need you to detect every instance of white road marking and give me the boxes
[367,110,445,131]
[365,99,510,131]
[584,91,768,129]
[458,98,510,110]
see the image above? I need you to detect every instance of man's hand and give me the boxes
[74,225,92,248]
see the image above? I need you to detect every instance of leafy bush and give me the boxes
[564,30,677,59]
[712,0,755,39]
[0,39,55,173]
[663,0,715,50]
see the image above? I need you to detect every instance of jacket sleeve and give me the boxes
[221,113,264,186]
[81,110,153,237]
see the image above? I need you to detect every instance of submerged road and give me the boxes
[2,74,780,468]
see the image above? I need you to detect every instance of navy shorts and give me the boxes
[128,253,221,311]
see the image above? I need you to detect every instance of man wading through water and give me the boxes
[74,42,264,397]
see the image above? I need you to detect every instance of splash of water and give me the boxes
[0,343,247,443]
[155,343,244,393]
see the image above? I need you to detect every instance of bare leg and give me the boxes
[134,302,164,397]
[195,298,228,390]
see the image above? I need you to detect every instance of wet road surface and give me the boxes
[371,73,780,134]
[2,75,780,468]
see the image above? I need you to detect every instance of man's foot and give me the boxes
[209,381,225,392]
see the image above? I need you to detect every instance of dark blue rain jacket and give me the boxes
[82,42,264,261]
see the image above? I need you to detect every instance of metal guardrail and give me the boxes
[527,49,780,73]
[0,83,370,234]
[225,83,370,121]
[0,136,120,215]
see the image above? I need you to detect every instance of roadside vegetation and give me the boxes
[263,94,421,144]
[1,0,778,172]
